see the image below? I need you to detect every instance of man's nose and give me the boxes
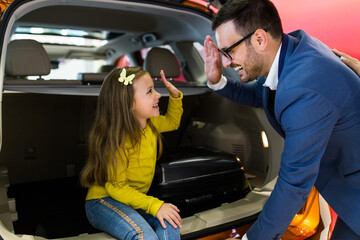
[222,56,232,68]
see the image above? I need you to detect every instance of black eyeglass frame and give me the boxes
[218,29,267,60]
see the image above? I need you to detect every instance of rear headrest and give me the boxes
[5,39,50,77]
[143,47,180,78]
[98,64,114,73]
[78,72,109,85]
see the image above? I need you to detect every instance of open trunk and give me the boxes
[0,0,283,239]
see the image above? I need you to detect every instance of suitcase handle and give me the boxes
[185,194,213,204]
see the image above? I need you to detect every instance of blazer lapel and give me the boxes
[263,88,285,138]
[262,34,291,138]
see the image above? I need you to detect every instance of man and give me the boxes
[204,0,360,239]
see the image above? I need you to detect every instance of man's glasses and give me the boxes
[218,30,256,60]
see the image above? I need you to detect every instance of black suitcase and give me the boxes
[148,146,251,217]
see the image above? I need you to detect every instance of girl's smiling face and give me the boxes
[132,73,161,128]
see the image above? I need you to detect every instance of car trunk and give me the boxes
[0,90,279,239]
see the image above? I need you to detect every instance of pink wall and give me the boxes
[271,0,360,60]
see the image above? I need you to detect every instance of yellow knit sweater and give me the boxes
[86,91,183,217]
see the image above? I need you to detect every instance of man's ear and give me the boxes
[253,29,268,51]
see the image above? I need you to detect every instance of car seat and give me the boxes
[143,47,180,80]
[97,64,114,73]
[5,39,50,80]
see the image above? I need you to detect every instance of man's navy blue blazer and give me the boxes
[215,30,360,239]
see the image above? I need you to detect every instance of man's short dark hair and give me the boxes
[212,0,283,40]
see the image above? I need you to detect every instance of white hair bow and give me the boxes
[118,68,135,85]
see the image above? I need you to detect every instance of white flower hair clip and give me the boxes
[118,68,135,85]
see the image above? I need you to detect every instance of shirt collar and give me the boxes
[263,43,282,90]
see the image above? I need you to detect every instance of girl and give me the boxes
[81,66,183,240]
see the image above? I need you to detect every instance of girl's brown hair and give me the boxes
[80,66,162,187]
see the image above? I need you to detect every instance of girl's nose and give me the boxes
[155,90,161,99]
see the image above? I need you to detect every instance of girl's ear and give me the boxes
[253,28,268,51]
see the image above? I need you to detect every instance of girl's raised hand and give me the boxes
[160,70,180,98]
[156,203,182,229]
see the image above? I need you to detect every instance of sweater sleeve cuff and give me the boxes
[149,199,164,217]
[169,90,183,100]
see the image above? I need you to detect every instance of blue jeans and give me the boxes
[85,197,180,240]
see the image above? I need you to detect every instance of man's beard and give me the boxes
[240,44,264,83]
